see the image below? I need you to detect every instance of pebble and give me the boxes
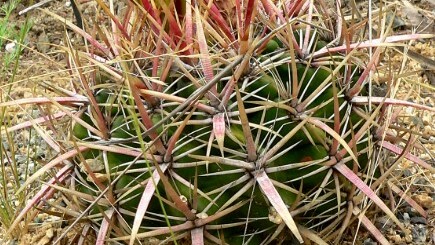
[412,224,428,243]
[45,228,54,239]
[37,213,48,221]
[402,212,410,225]
[7,240,17,245]
[410,217,427,225]
[5,41,16,53]
[390,234,402,243]
[403,169,413,177]
[28,162,35,172]
[363,238,377,245]
[404,206,419,217]
[376,216,394,230]
[415,177,429,185]
[404,233,413,243]
[36,32,50,53]
[405,107,414,115]
[2,141,10,151]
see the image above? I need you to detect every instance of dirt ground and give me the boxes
[1,0,434,244]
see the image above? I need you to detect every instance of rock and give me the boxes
[7,240,18,245]
[36,32,50,53]
[389,234,402,243]
[80,158,105,172]
[415,177,429,185]
[422,113,432,125]
[363,238,377,245]
[402,212,410,225]
[403,169,413,177]
[28,162,35,173]
[376,216,394,231]
[411,224,427,244]
[45,228,54,239]
[5,41,17,53]
[411,216,427,225]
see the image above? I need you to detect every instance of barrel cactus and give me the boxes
[4,0,434,244]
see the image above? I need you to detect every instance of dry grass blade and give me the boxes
[311,34,435,58]
[39,8,111,55]
[0,97,87,107]
[3,111,66,133]
[352,96,435,113]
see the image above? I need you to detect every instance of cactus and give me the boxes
[2,1,435,244]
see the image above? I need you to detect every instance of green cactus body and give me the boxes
[262,39,280,54]
[72,112,93,140]
[244,73,280,99]
[268,144,329,187]
[95,88,119,116]
[111,115,135,139]
[115,174,145,211]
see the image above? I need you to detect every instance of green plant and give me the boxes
[2,0,434,244]
[0,0,33,238]
[0,0,19,48]
[0,0,32,73]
